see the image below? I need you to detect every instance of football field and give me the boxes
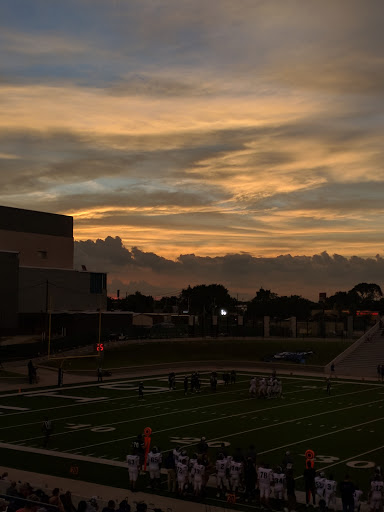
[1,371,384,505]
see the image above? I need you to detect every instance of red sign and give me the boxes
[96,343,104,352]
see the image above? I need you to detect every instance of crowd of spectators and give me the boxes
[0,476,163,512]
[1,454,383,512]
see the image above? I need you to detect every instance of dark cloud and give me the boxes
[74,237,384,300]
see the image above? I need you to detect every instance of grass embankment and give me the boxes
[45,338,352,371]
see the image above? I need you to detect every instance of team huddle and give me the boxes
[249,375,283,399]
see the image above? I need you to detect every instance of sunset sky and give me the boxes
[1,1,384,300]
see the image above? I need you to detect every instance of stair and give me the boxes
[329,322,384,377]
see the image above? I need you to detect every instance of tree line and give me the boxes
[107,282,383,320]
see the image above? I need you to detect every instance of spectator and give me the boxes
[0,499,10,512]
[116,501,130,512]
[19,483,33,499]
[49,489,64,512]
[60,492,76,512]
[1,472,9,481]
[339,474,355,512]
[77,502,87,512]
[6,481,20,497]
[86,497,98,512]
[101,501,115,512]
[16,495,39,512]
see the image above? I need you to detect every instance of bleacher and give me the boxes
[326,319,384,377]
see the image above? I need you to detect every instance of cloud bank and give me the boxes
[75,236,384,300]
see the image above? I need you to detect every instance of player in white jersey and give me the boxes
[266,378,273,398]
[276,379,283,398]
[193,461,205,496]
[178,449,189,466]
[249,377,257,398]
[257,464,274,506]
[258,378,267,398]
[173,446,181,464]
[315,471,326,501]
[273,466,286,503]
[369,476,383,511]
[188,454,198,489]
[353,488,363,512]
[229,458,243,492]
[216,453,228,497]
[324,475,337,510]
[147,447,162,490]
[176,461,188,495]
[126,453,141,491]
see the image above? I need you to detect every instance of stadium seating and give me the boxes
[326,319,384,377]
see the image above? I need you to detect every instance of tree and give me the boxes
[350,283,383,302]
[179,284,235,315]
[247,288,314,319]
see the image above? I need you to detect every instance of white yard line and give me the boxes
[295,444,384,480]
[0,405,30,411]
[0,376,254,418]
[0,379,252,420]
[0,381,255,431]
[7,384,319,443]
[2,401,384,474]
[258,416,384,456]
[0,375,308,428]
[61,389,383,453]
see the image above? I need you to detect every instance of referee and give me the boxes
[42,417,53,448]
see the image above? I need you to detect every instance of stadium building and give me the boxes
[0,205,107,333]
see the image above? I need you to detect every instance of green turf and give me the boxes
[1,371,383,509]
[45,338,353,370]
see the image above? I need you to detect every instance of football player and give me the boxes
[258,378,267,398]
[126,451,141,491]
[369,473,383,512]
[353,486,363,512]
[147,446,162,490]
[178,449,189,466]
[257,462,274,507]
[315,471,326,502]
[188,453,199,490]
[324,474,337,510]
[229,457,243,493]
[176,458,188,495]
[193,458,206,497]
[249,377,257,398]
[273,465,286,506]
[138,382,144,400]
[216,453,228,497]
[173,446,181,464]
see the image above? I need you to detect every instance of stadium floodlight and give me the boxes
[220,309,227,316]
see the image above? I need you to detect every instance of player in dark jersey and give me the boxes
[138,382,144,400]
[42,417,53,448]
